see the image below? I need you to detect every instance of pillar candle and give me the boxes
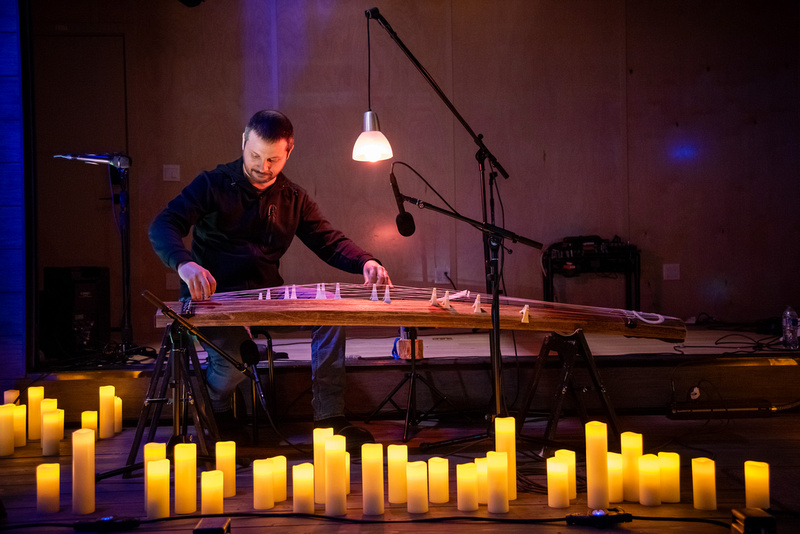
[621,431,642,502]
[41,410,60,456]
[98,386,115,439]
[216,440,236,497]
[174,443,197,515]
[475,456,488,504]
[114,396,123,433]
[27,386,44,441]
[607,452,623,503]
[585,421,609,509]
[345,452,351,495]
[487,450,509,514]
[292,463,315,514]
[361,443,384,515]
[271,455,287,502]
[388,444,408,503]
[692,457,716,510]
[146,458,170,519]
[324,435,347,516]
[546,456,570,508]
[313,427,333,504]
[494,416,517,500]
[201,470,224,514]
[56,409,64,441]
[555,449,577,500]
[658,452,681,503]
[0,404,14,456]
[81,411,98,441]
[36,463,60,513]
[253,458,275,510]
[72,428,95,514]
[406,461,429,514]
[457,462,479,512]
[143,442,166,510]
[4,389,19,405]
[744,461,770,509]
[638,454,661,506]
[12,404,26,447]
[428,457,449,504]
[40,398,57,440]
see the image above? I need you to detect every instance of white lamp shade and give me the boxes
[352,111,392,162]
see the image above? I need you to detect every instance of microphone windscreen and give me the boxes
[396,212,416,237]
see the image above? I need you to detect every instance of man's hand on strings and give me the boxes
[363,259,392,288]
[178,261,217,301]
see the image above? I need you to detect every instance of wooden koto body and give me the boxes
[152,283,686,343]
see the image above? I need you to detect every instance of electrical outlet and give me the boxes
[434,269,450,285]
[163,164,180,182]
[663,263,681,281]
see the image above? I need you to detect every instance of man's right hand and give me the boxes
[177,261,217,301]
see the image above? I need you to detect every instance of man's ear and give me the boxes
[241,132,246,150]
[286,145,294,160]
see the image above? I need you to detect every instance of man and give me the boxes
[149,110,391,449]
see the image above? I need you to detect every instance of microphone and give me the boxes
[390,171,415,237]
[54,153,131,169]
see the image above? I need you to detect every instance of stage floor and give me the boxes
[1,413,798,533]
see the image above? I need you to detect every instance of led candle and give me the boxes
[253,458,275,510]
[744,461,770,509]
[487,451,509,514]
[28,386,44,441]
[56,409,64,440]
[546,456,570,508]
[494,416,517,500]
[41,410,60,456]
[361,443,384,515]
[201,470,224,514]
[475,456,488,504]
[98,386,115,439]
[72,428,95,514]
[428,457,449,503]
[555,449,577,500]
[4,389,19,405]
[0,404,14,456]
[345,452,351,495]
[143,442,166,509]
[324,435,347,516]
[457,462,479,512]
[658,452,681,503]
[174,443,197,514]
[621,431,642,502]
[638,454,661,506]
[292,463,315,514]
[607,452,623,503]
[36,463,60,513]
[585,421,609,509]
[216,440,236,497]
[271,455,287,502]
[313,427,333,504]
[114,396,123,433]
[40,398,57,440]
[692,457,716,510]
[388,444,408,503]
[81,411,98,441]
[406,461,429,514]
[13,404,26,447]
[146,458,170,519]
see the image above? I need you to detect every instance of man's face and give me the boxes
[241,130,293,190]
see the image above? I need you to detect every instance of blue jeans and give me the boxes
[199,322,347,421]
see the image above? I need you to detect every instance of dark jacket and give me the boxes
[149,158,377,296]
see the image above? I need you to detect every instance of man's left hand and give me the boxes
[363,259,392,287]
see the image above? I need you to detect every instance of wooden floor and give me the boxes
[1,410,798,533]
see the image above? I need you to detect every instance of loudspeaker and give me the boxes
[40,266,110,364]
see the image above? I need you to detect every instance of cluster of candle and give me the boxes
[1,386,123,460]
[545,422,771,511]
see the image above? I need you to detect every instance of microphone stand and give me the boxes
[367,7,543,440]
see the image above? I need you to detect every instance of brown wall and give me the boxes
[29,0,800,359]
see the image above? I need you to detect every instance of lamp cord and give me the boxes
[366,15,372,111]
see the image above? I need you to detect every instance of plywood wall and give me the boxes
[29,0,800,355]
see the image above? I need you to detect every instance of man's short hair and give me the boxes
[244,110,294,151]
